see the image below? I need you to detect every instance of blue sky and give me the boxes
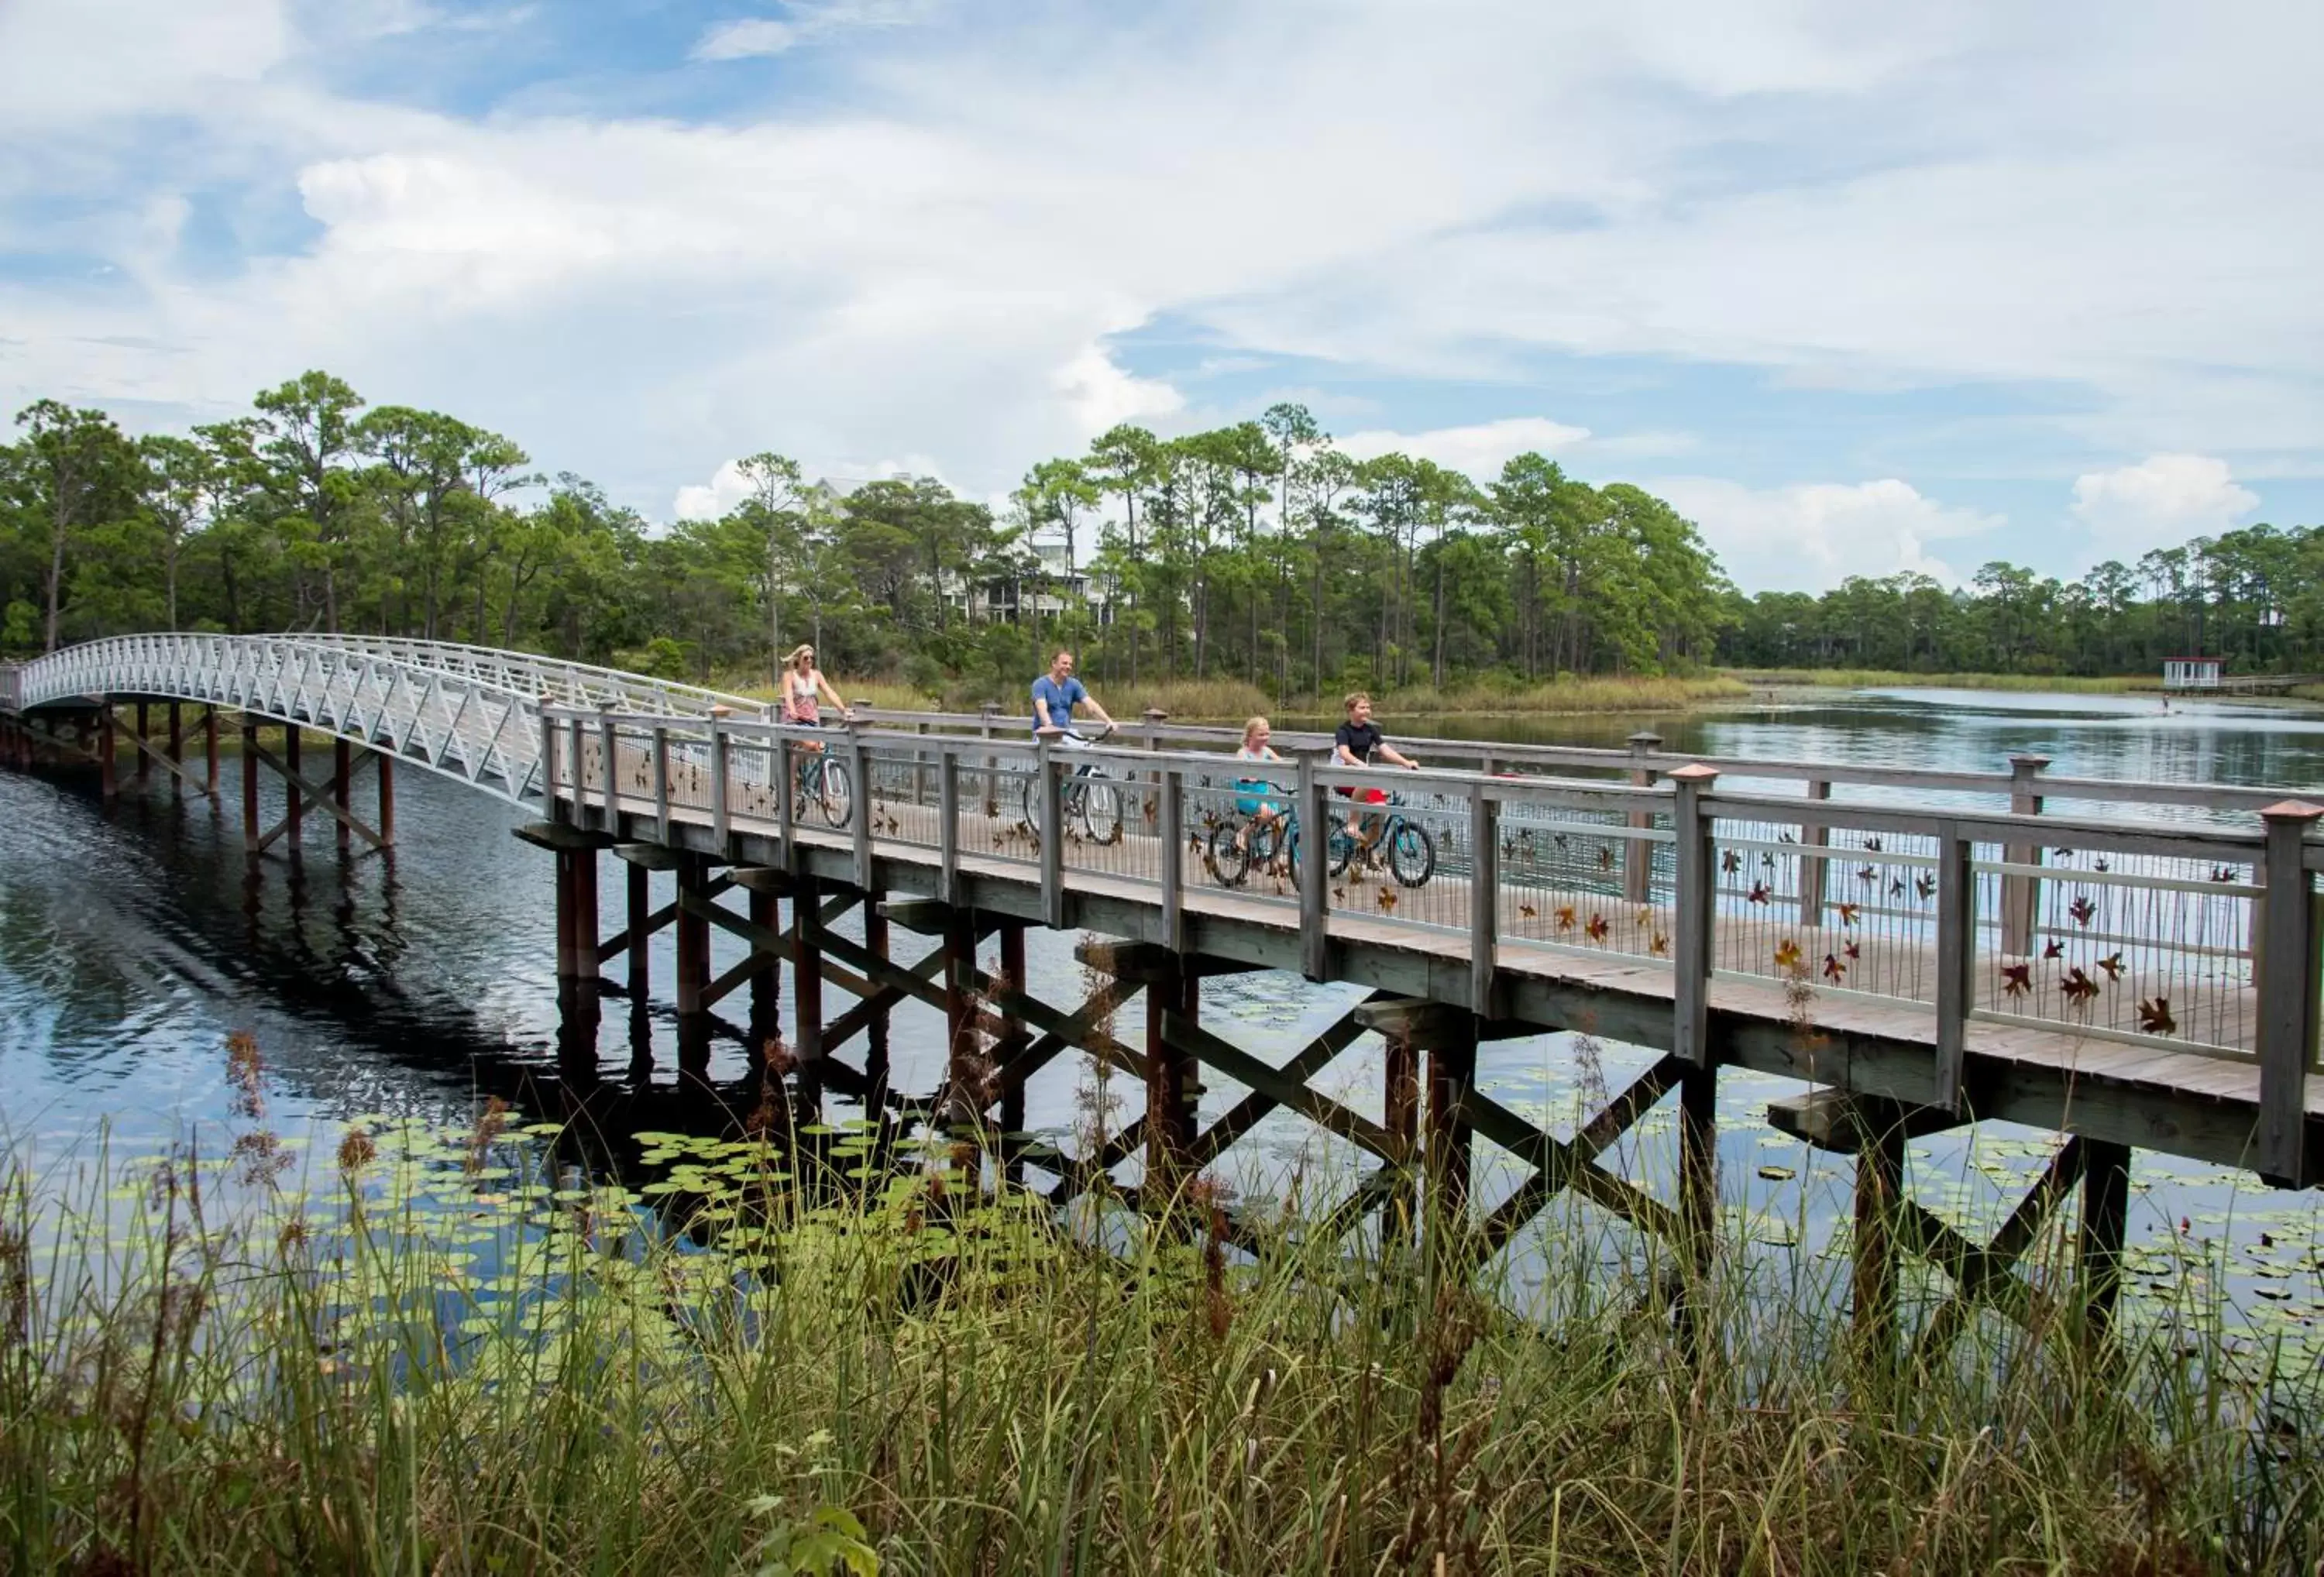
[2,0,2319,592]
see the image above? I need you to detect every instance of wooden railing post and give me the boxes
[1668,763,1719,1066]
[1039,740,1064,928]
[1298,751,1328,981]
[2002,754,2049,957]
[708,706,732,854]
[848,729,874,889]
[1159,764,1184,952]
[651,726,671,845]
[1624,730,1661,905]
[775,734,798,875]
[1470,783,1498,1016]
[2256,799,2322,1185]
[539,697,561,820]
[598,702,620,829]
[1934,822,1975,1113]
[938,748,961,905]
[1800,778,1831,926]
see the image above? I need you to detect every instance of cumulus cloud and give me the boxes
[2,0,2319,552]
[693,19,799,60]
[1336,417,1590,479]
[1652,477,2001,594]
[2071,454,2259,559]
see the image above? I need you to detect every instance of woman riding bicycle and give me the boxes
[1232,716,1285,856]
[779,644,853,730]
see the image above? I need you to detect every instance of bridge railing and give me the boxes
[542,704,2320,1181]
[0,664,19,713]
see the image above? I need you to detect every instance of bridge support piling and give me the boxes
[167,703,182,799]
[748,885,779,1053]
[97,706,117,802]
[2079,1138,2132,1342]
[284,723,301,853]
[625,863,651,998]
[794,878,826,1069]
[1675,1060,1721,1360]
[203,708,218,800]
[133,702,149,786]
[334,739,353,857]
[673,857,711,1022]
[376,753,394,845]
[1143,958,1199,1211]
[1384,1032,1420,1245]
[865,896,894,1098]
[1425,1019,1480,1223]
[241,716,260,849]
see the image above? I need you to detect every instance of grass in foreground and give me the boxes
[3,1116,2318,1576]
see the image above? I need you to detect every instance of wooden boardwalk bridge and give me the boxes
[5,633,2322,1362]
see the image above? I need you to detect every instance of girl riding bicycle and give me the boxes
[778,644,852,730]
[1232,716,1285,856]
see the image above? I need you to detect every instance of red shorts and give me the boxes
[1334,787,1388,805]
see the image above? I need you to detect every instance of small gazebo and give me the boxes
[2161,655,2223,691]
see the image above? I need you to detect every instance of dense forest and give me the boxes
[3,373,2317,700]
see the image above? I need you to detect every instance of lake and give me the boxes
[5,686,2321,1342]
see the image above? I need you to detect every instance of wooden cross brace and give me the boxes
[1460,1056,1690,1265]
[117,723,216,798]
[1901,1134,2087,1368]
[248,741,386,852]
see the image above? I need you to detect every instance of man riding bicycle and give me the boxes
[1031,648,1116,742]
[1334,692,1419,851]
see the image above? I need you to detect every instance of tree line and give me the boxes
[0,375,1726,700]
[4,373,2312,699]
[1723,534,2324,677]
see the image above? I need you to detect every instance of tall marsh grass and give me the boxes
[3,1112,2317,1575]
[1731,668,2150,695]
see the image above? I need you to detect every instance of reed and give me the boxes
[2,1114,2315,1575]
[1731,668,2150,695]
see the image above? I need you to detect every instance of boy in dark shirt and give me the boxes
[1332,692,1418,849]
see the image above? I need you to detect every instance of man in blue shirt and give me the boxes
[1031,648,1115,737]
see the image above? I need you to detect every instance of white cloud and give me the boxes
[692,19,799,60]
[1336,417,1590,479]
[2071,454,2259,560]
[2,0,2320,560]
[1054,346,1183,436]
[672,450,951,517]
[1652,476,2001,593]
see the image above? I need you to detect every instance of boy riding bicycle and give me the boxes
[1334,692,1419,850]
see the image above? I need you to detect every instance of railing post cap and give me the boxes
[979,700,1001,718]
[1142,706,1169,723]
[2008,753,2051,772]
[1627,730,1663,748]
[707,704,733,720]
[2259,799,2324,824]
[1666,761,1720,784]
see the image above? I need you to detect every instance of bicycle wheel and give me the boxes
[1017,771,1043,835]
[1327,819,1357,878]
[1079,775,1122,843]
[1387,819,1435,887]
[1208,822,1251,887]
[815,757,854,828]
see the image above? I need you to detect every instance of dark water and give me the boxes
[5,689,2322,1342]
